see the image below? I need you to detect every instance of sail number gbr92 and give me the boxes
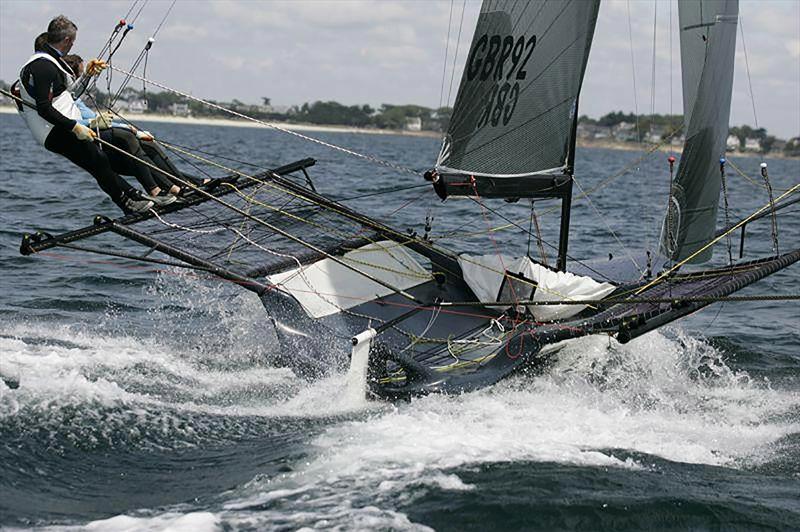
[467,34,535,130]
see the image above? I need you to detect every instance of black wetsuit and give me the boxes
[101,127,173,193]
[20,44,134,208]
[141,140,197,186]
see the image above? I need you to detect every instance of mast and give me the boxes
[557,95,582,272]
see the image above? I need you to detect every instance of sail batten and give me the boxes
[436,0,600,183]
[661,0,739,263]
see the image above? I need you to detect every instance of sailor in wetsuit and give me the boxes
[16,15,153,214]
[62,54,180,206]
[60,54,216,200]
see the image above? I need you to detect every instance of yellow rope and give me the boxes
[158,139,463,262]
[635,182,800,294]
[727,158,770,190]
[159,141,435,280]
[160,141,598,303]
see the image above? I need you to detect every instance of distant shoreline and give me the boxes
[1,105,795,158]
[0,105,439,138]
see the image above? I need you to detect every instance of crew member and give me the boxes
[63,54,217,199]
[63,54,179,205]
[17,15,153,214]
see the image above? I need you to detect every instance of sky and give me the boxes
[0,0,798,138]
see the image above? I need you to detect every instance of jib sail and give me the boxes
[661,0,738,263]
[436,0,600,180]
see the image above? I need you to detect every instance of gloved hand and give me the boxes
[88,111,114,130]
[72,123,97,141]
[85,58,108,76]
[136,129,154,142]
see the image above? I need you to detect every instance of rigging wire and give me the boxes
[570,174,642,273]
[108,65,420,175]
[662,0,675,265]
[151,0,176,37]
[438,0,455,112]
[649,1,658,139]
[130,0,149,24]
[738,15,760,130]
[738,15,781,255]
[123,0,139,21]
[669,0,673,137]
[626,0,642,150]
[445,0,468,108]
[636,182,800,295]
[110,0,177,106]
[645,0,659,254]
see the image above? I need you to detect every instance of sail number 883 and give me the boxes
[467,34,536,129]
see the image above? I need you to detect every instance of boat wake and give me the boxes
[2,300,798,529]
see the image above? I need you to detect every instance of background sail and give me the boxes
[436,0,600,178]
[661,0,738,263]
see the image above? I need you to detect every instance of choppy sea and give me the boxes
[1,112,799,531]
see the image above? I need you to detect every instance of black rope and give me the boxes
[441,294,800,307]
[720,160,733,266]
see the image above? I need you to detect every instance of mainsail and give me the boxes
[436,0,600,179]
[661,0,739,263]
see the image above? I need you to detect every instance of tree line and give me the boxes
[580,110,799,156]
[1,80,796,154]
[91,87,453,132]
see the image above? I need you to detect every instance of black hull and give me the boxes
[259,249,800,401]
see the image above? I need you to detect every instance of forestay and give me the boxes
[436,0,600,178]
[661,0,738,263]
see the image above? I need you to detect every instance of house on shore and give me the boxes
[576,123,612,140]
[171,103,190,117]
[404,117,422,132]
[124,100,148,114]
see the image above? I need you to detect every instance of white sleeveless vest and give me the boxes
[17,53,83,146]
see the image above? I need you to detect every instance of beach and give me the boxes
[0,105,439,138]
[4,105,796,158]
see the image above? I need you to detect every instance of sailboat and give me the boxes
[14,0,799,401]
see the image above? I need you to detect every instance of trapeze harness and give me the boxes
[16,52,82,145]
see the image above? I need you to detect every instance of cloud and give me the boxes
[0,0,796,137]
[160,23,209,42]
[209,0,417,31]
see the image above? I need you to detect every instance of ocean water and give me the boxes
[1,112,799,531]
